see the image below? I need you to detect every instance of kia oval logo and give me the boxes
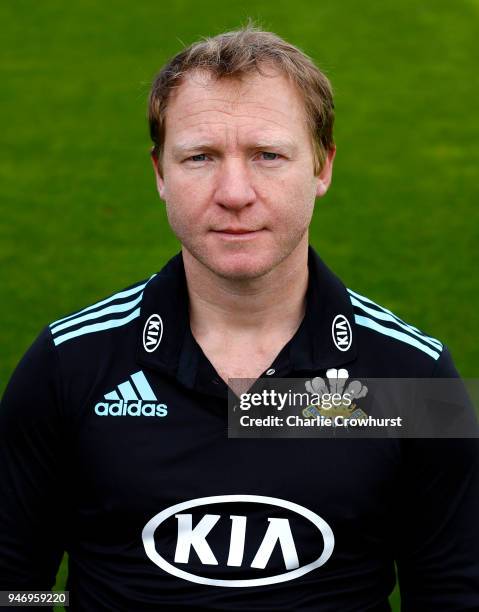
[142,494,334,587]
[143,314,163,353]
[332,314,352,352]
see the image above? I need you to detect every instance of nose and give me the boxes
[213,158,256,210]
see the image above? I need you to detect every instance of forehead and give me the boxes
[163,68,310,145]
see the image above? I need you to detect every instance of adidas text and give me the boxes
[95,400,168,417]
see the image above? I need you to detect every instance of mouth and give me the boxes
[212,228,265,238]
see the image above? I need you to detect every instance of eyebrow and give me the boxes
[171,143,213,156]
[251,140,297,152]
[172,139,297,156]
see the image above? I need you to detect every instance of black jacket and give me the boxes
[1,246,478,611]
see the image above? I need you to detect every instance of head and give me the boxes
[148,25,336,280]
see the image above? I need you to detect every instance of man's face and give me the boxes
[152,67,335,280]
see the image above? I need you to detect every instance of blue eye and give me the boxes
[189,154,207,162]
[261,152,279,161]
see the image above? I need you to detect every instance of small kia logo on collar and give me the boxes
[332,314,352,352]
[143,314,163,353]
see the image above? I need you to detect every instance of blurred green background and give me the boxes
[1,1,478,609]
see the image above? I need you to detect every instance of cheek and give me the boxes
[163,176,209,233]
[265,174,316,227]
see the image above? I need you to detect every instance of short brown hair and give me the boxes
[148,25,335,175]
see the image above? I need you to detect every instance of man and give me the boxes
[1,26,478,611]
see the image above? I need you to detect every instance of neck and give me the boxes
[184,239,309,338]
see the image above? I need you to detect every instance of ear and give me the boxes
[150,148,166,200]
[315,145,336,198]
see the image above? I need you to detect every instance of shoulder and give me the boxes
[347,287,457,377]
[348,287,442,360]
[48,274,156,349]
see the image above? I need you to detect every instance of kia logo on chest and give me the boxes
[142,494,335,587]
[332,314,352,352]
[143,314,163,353]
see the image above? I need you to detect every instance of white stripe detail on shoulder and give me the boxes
[354,315,441,360]
[52,308,141,346]
[50,294,142,336]
[348,288,442,349]
[350,296,442,351]
[50,276,154,329]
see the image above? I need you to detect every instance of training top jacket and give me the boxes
[1,246,478,611]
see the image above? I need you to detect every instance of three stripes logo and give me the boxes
[49,275,156,347]
[94,370,168,418]
[348,288,443,360]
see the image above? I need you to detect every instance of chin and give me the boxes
[182,232,304,281]
[205,251,277,281]
[214,258,273,280]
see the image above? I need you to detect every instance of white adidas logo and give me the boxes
[94,370,168,417]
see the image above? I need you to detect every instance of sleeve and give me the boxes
[0,326,68,591]
[395,345,479,611]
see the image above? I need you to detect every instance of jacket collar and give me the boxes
[289,245,357,371]
[137,246,357,380]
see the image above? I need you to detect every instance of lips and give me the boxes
[212,228,263,234]
[210,228,265,242]
[216,229,258,234]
